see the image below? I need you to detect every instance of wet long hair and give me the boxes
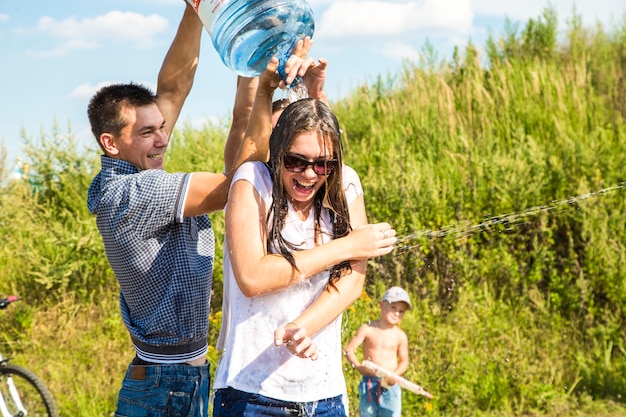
[267,98,352,288]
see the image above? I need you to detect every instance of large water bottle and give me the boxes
[187,0,315,80]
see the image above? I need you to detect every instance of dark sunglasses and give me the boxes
[283,154,338,176]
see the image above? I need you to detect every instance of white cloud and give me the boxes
[378,41,421,61]
[0,14,9,22]
[316,0,474,39]
[27,39,100,58]
[70,82,116,100]
[472,0,625,26]
[135,0,181,4]
[32,11,168,56]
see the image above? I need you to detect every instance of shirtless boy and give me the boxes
[344,286,411,417]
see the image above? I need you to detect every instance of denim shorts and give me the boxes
[358,376,401,417]
[114,360,210,417]
[212,386,346,417]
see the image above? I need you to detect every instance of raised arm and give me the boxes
[228,37,316,170]
[228,58,281,170]
[156,3,202,138]
[223,76,259,170]
[181,62,278,217]
[182,47,318,216]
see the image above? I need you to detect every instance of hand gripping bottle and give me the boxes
[187,0,314,80]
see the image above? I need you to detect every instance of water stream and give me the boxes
[394,181,626,253]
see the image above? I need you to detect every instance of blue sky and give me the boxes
[1,0,624,171]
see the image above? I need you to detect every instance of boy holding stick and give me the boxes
[344,287,412,417]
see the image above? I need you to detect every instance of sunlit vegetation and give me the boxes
[1,7,625,416]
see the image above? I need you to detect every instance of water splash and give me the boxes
[287,81,309,103]
[395,181,626,253]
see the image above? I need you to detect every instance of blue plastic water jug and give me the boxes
[187,0,315,79]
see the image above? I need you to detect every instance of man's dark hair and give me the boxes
[87,83,156,150]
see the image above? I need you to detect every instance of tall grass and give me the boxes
[333,7,626,415]
[1,6,625,416]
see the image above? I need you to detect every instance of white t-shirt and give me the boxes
[214,161,363,402]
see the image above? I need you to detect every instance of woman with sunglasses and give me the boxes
[212,97,397,416]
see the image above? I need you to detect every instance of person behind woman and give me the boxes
[212,98,397,416]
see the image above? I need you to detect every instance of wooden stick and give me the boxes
[361,360,434,399]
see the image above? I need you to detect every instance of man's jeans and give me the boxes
[115,361,210,417]
[213,387,346,417]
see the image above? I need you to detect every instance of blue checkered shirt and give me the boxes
[87,156,214,363]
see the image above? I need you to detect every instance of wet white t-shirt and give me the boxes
[214,161,363,402]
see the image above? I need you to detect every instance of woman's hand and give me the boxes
[303,57,327,100]
[256,57,282,96]
[274,322,319,360]
[280,36,315,88]
[342,222,397,260]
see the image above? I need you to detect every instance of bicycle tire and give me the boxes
[0,363,58,417]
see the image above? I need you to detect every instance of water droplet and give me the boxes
[287,82,309,102]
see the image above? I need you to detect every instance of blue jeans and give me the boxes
[115,360,210,417]
[358,376,401,417]
[212,387,346,417]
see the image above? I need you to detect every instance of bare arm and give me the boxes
[152,4,231,217]
[181,42,318,217]
[184,57,280,216]
[156,3,202,138]
[393,330,410,377]
[228,60,279,171]
[275,261,367,358]
[274,194,370,346]
[228,37,316,170]
[181,63,278,217]
[226,183,394,296]
[223,76,259,170]
[344,324,370,374]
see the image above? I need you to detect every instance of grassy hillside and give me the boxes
[1,6,625,416]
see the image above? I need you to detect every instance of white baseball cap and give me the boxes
[382,286,412,310]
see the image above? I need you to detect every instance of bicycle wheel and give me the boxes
[0,363,58,417]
